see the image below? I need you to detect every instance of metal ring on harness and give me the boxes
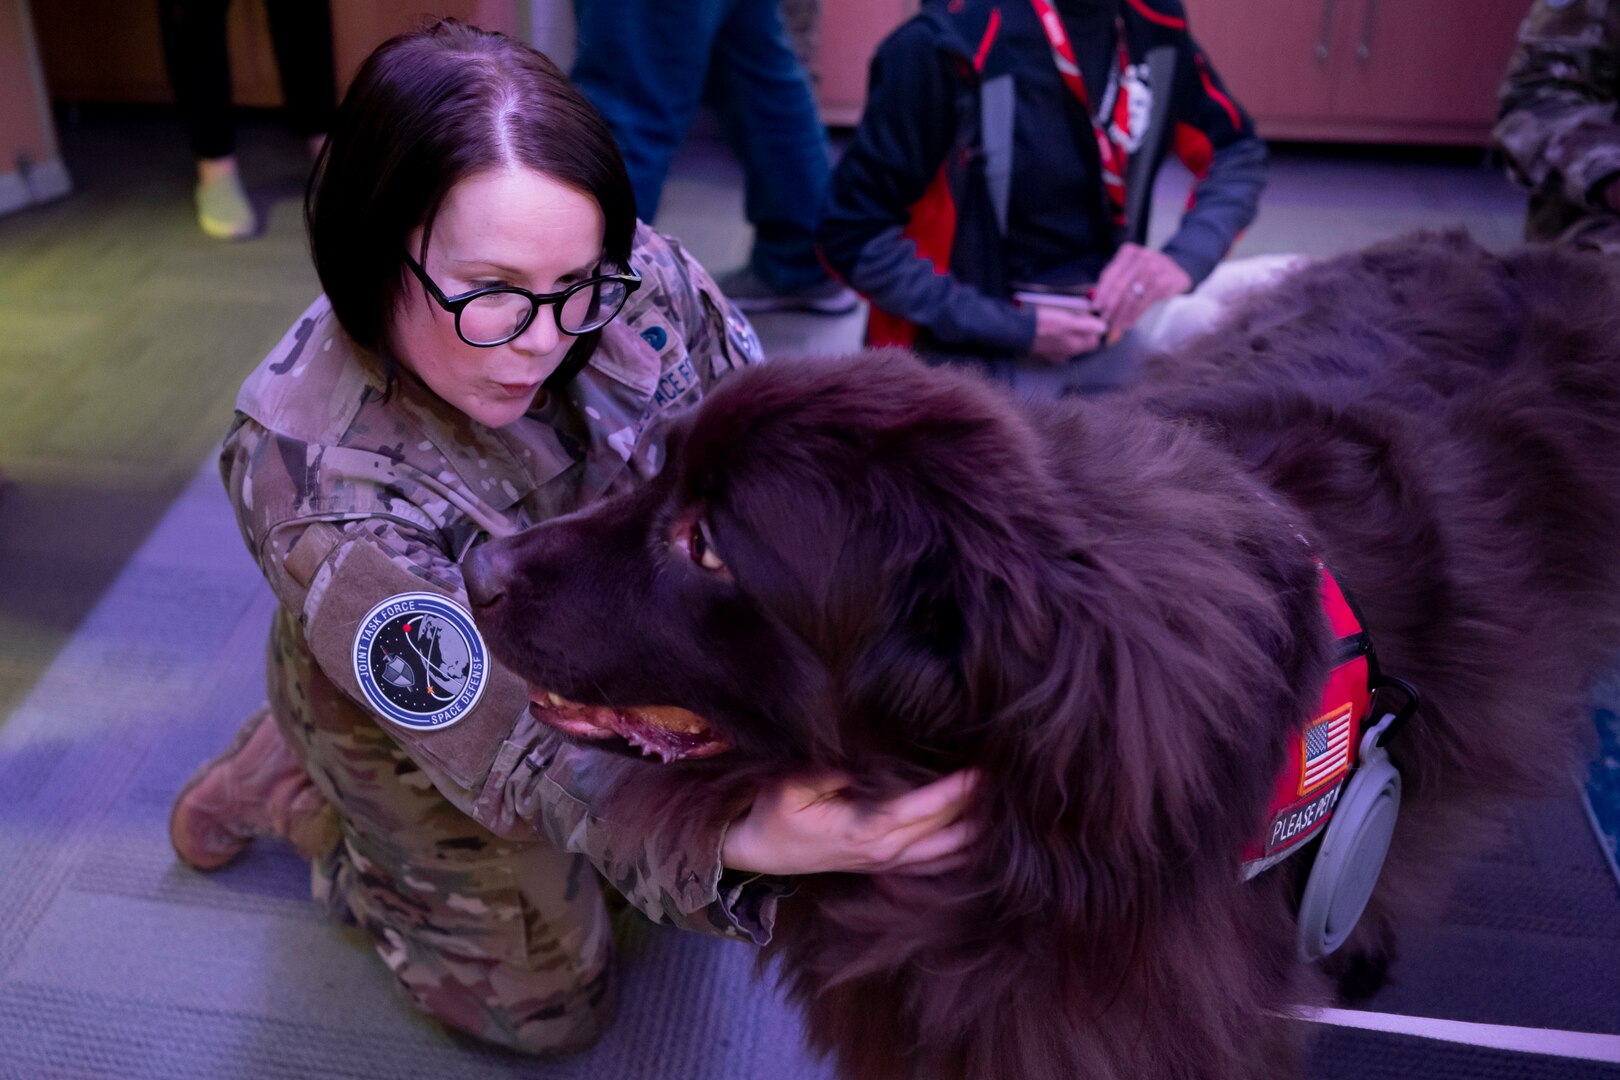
[1296,709,1402,963]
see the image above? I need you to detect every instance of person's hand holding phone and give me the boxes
[1028,300,1108,363]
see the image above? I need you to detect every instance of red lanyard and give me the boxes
[1027,0,1128,224]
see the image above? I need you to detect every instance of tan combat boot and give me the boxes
[169,707,340,870]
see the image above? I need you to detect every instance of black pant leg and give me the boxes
[263,0,336,138]
[157,0,236,159]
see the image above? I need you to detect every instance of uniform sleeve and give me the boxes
[654,228,768,384]
[465,708,790,945]
[224,418,785,943]
[1494,0,1620,207]
[817,23,1037,353]
[1160,12,1269,285]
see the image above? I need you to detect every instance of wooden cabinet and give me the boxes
[1183,0,1529,144]
[811,0,918,126]
[30,0,1528,147]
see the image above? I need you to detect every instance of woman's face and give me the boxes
[391,166,607,429]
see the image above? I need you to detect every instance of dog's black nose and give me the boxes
[462,543,507,610]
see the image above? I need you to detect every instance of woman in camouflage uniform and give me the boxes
[168,20,974,1056]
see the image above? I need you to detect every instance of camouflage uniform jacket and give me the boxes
[222,223,782,942]
[1496,0,1620,247]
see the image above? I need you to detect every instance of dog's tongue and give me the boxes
[527,689,728,763]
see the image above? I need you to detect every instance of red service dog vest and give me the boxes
[1240,565,1373,880]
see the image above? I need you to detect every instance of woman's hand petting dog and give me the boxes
[722,769,979,877]
[1093,242,1192,335]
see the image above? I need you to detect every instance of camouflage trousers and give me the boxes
[265,606,617,1055]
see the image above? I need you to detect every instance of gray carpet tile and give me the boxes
[1355,790,1620,1038]
[68,836,320,922]
[0,736,155,978]
[1309,1025,1620,1080]
[0,926,833,1080]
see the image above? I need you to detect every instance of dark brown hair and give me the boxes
[304,18,635,382]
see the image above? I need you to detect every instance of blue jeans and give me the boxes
[572,0,833,291]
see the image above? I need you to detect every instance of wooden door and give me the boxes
[1331,0,1527,141]
[1182,0,1344,135]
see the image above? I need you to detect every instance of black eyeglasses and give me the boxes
[403,251,642,348]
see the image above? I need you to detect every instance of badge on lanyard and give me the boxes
[725,309,764,365]
[1028,0,1132,225]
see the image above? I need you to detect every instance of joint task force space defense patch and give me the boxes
[353,592,489,730]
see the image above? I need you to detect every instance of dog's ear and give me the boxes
[955,503,1327,978]
[837,553,977,774]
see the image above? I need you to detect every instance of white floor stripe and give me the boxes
[1291,1006,1620,1063]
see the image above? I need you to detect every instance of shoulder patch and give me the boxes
[725,309,764,366]
[352,592,489,730]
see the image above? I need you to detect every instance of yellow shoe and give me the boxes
[195,171,258,241]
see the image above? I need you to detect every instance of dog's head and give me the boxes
[466,352,1061,778]
[468,348,1331,998]
[468,351,1319,811]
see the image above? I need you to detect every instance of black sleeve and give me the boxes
[818,23,1037,352]
[1158,7,1269,284]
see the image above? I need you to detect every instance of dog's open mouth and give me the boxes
[527,688,730,763]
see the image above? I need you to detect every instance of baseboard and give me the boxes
[0,157,73,218]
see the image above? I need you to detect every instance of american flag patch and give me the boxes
[1300,703,1354,793]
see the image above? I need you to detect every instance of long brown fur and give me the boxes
[469,232,1620,1080]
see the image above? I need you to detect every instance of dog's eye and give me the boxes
[673,512,728,574]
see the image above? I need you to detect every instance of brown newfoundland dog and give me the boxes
[465,232,1620,1080]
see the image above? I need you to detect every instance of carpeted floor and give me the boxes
[0,461,835,1080]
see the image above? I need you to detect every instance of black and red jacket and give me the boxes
[818,0,1267,358]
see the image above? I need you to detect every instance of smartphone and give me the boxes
[1011,282,1097,313]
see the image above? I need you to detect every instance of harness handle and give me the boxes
[1366,675,1419,749]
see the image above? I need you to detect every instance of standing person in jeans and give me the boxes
[1495,0,1620,258]
[158,0,336,240]
[820,0,1278,395]
[167,20,975,1055]
[571,0,856,315]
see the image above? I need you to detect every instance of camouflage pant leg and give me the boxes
[267,606,617,1056]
